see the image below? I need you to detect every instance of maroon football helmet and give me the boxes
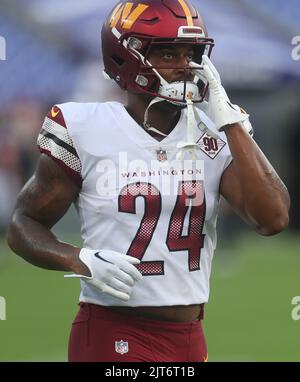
[101,0,214,104]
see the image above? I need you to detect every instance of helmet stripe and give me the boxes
[178,0,194,26]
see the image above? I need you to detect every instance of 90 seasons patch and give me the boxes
[197,133,226,159]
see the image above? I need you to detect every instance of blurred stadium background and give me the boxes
[0,0,299,361]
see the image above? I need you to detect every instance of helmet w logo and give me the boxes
[109,2,149,30]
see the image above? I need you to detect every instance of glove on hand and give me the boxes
[191,55,253,135]
[65,248,143,301]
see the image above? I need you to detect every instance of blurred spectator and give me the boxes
[289,114,300,230]
[0,100,44,232]
[9,99,43,181]
[0,142,21,232]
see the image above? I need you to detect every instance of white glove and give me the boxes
[65,248,143,301]
[191,55,253,134]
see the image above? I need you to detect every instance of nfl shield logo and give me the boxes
[156,148,167,162]
[115,340,129,355]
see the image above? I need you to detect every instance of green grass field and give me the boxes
[0,231,299,361]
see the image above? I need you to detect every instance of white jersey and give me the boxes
[37,101,232,307]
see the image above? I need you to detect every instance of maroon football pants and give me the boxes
[68,303,208,362]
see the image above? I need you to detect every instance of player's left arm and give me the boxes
[220,124,290,236]
[195,55,290,235]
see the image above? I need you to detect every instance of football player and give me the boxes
[7,0,290,362]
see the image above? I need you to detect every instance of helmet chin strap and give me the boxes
[142,58,218,157]
[143,92,218,160]
[143,97,168,137]
[143,93,200,160]
[143,69,201,142]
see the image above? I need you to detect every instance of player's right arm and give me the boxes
[7,153,142,301]
[7,104,142,301]
[7,154,90,275]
